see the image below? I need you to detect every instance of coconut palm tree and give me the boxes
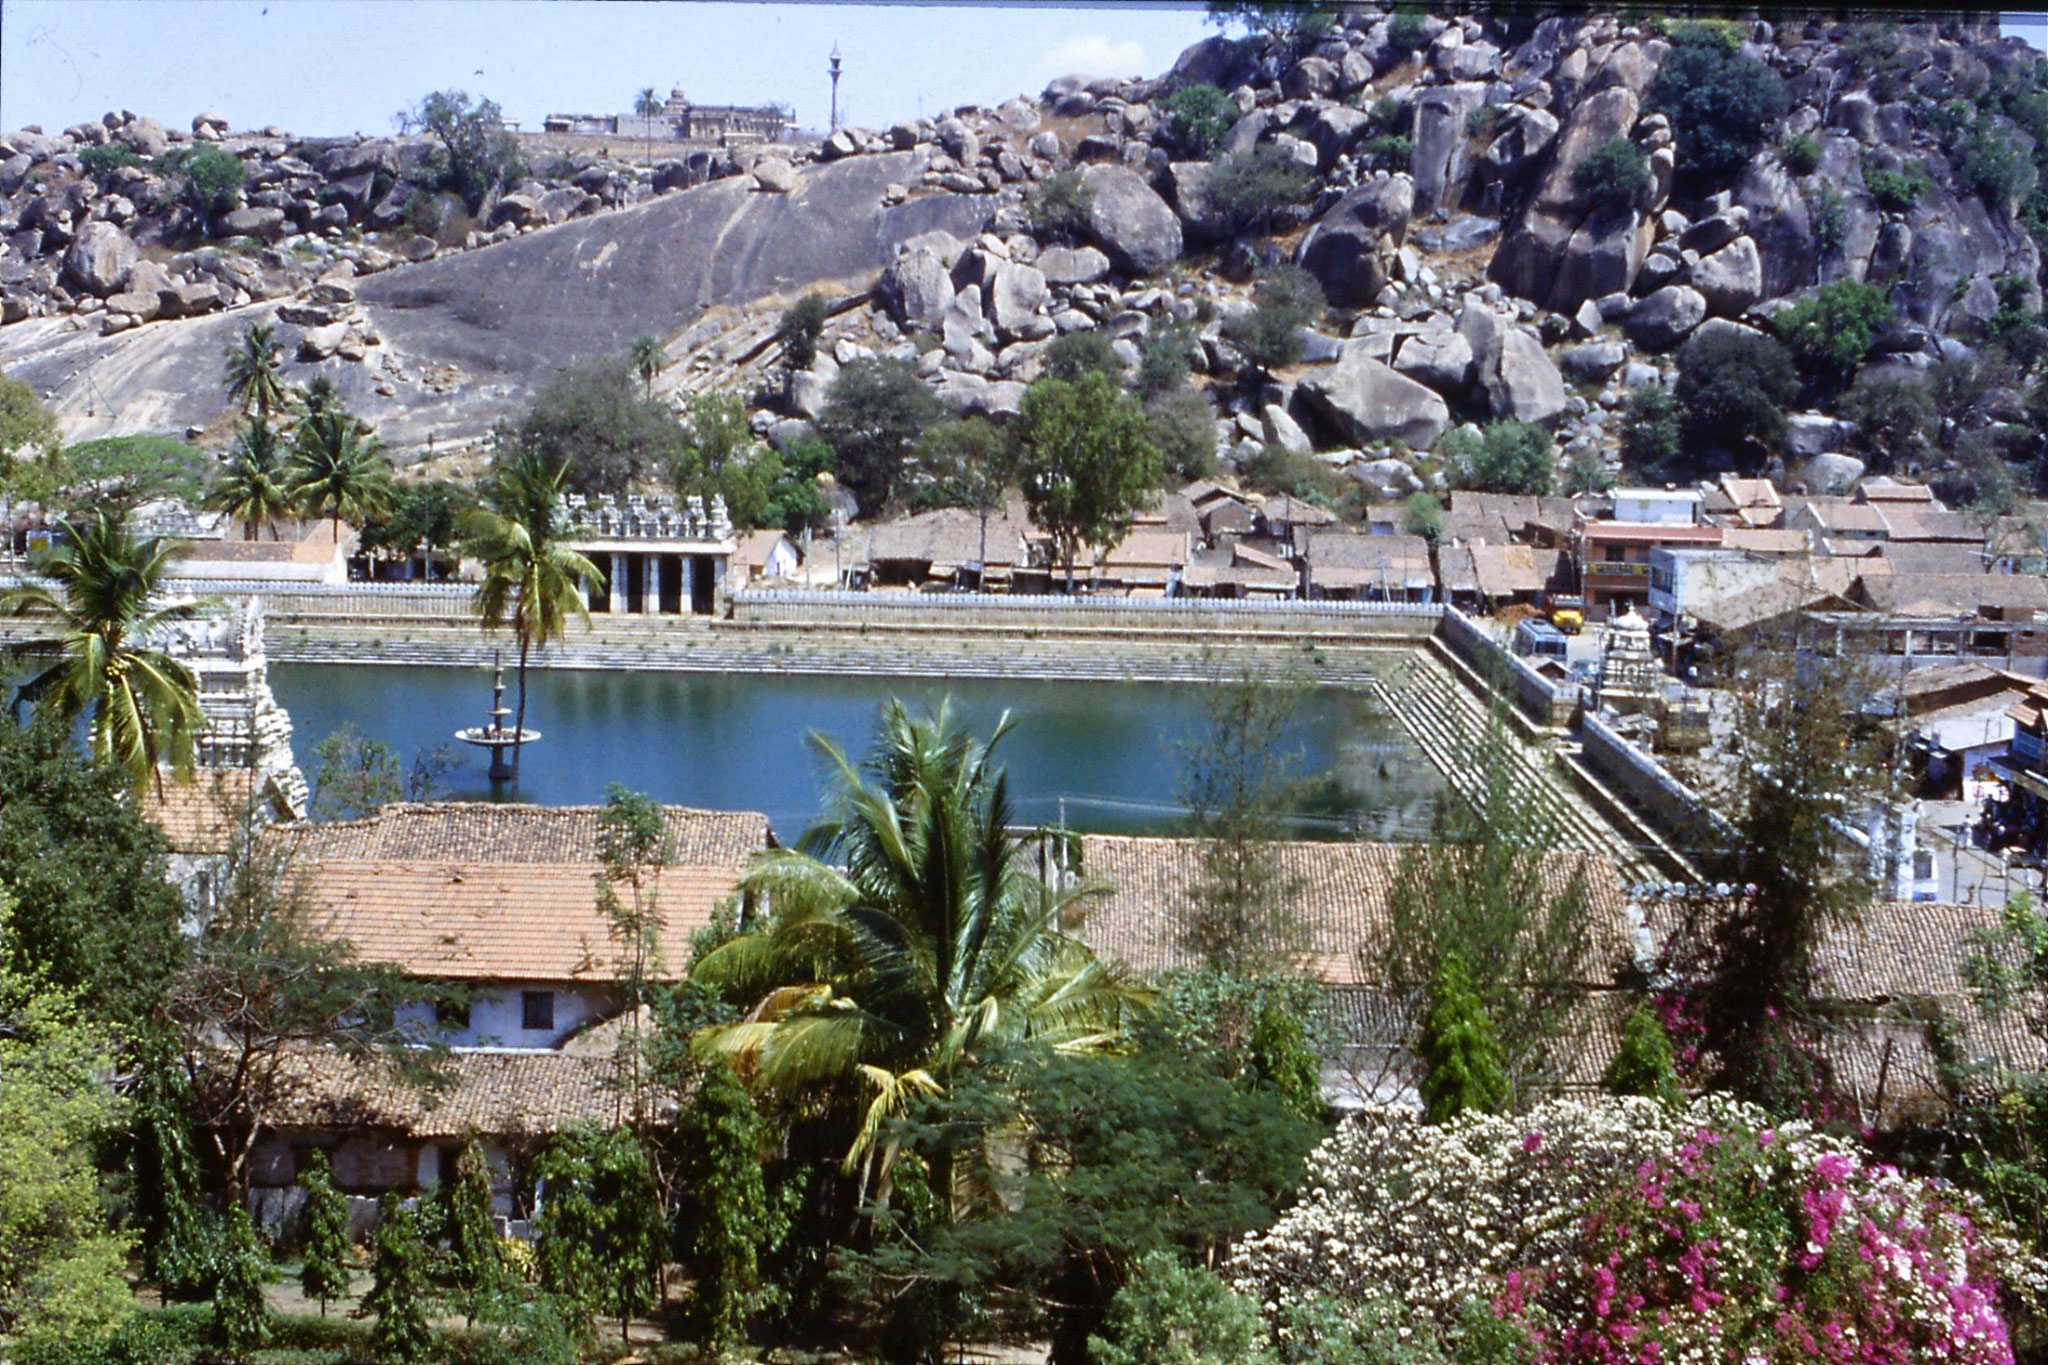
[287,407,392,545]
[691,700,1147,1186]
[625,334,667,402]
[458,449,598,778]
[223,322,287,423]
[634,86,663,167]
[207,420,291,541]
[0,507,204,793]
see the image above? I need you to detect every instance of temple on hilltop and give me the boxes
[542,86,793,144]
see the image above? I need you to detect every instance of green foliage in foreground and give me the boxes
[1089,1252,1271,1365]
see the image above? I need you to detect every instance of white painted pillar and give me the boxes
[609,554,625,614]
[643,555,662,615]
[683,556,697,613]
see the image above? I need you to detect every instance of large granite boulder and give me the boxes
[986,261,1048,338]
[1296,344,1450,449]
[1392,329,1475,395]
[1489,84,1650,311]
[1036,245,1110,285]
[1410,84,1488,216]
[1081,164,1183,275]
[1486,330,1569,425]
[1297,175,1414,309]
[62,221,136,296]
[1690,235,1763,316]
[879,231,960,330]
[1624,285,1707,351]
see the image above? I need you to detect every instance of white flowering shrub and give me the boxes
[1231,1096,2046,1365]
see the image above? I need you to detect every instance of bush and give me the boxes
[1027,169,1095,244]
[1842,368,1936,474]
[1385,10,1430,53]
[1403,491,1444,543]
[1241,442,1339,504]
[1772,278,1894,389]
[1781,132,1822,176]
[77,143,141,176]
[1571,137,1651,219]
[816,357,943,516]
[1144,386,1221,481]
[1809,181,1847,256]
[508,358,686,497]
[1162,84,1237,158]
[1043,330,1123,384]
[1646,21,1788,182]
[774,293,829,373]
[1959,123,2038,213]
[1864,164,1928,213]
[1361,135,1413,170]
[1674,327,1797,464]
[1233,1097,2037,1363]
[1205,144,1314,237]
[1223,265,1324,372]
[58,434,212,505]
[157,144,244,217]
[1137,318,1199,399]
[1448,421,1555,496]
[1619,388,1682,479]
[1088,1252,1271,1365]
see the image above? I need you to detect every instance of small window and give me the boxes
[521,991,555,1032]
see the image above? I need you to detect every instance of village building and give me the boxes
[1574,488,1723,621]
[561,492,736,616]
[730,528,804,586]
[234,802,773,1220]
[541,86,792,144]
[1297,530,1435,601]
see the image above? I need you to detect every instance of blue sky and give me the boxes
[0,1,1216,139]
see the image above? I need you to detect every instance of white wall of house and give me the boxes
[398,981,616,1049]
[1613,490,1702,526]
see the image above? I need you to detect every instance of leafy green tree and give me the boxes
[816,357,944,516]
[533,1132,604,1327]
[1449,420,1555,495]
[1206,0,1336,49]
[357,479,476,578]
[1160,84,1236,158]
[1842,368,1936,474]
[1572,137,1651,218]
[1646,21,1788,181]
[1603,1002,1682,1106]
[691,701,1147,1179]
[308,723,402,821]
[289,408,394,544]
[0,372,60,492]
[1205,144,1314,237]
[1027,169,1096,245]
[459,449,599,779]
[210,1204,274,1361]
[916,417,1019,587]
[223,322,287,422]
[1,507,203,793]
[1043,330,1123,384]
[596,786,670,1120]
[0,904,137,1361]
[131,1057,211,1297]
[1223,265,1323,372]
[1088,1252,1273,1365]
[1383,722,1595,1094]
[1385,9,1430,52]
[676,1059,773,1354]
[625,334,667,401]
[1773,279,1895,391]
[1175,669,1311,976]
[159,144,245,217]
[1248,1001,1323,1123]
[510,357,688,497]
[297,1150,353,1317]
[1674,327,1797,468]
[1416,950,1511,1122]
[208,420,291,541]
[407,89,524,210]
[363,1195,435,1365]
[1016,373,1165,591]
[776,293,830,374]
[1864,164,1929,213]
[1620,384,1684,479]
[444,1138,506,1325]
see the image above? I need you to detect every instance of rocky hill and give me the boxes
[3,10,2046,491]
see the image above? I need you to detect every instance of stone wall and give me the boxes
[1434,606,1579,728]
[727,588,1443,639]
[1578,710,1733,863]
